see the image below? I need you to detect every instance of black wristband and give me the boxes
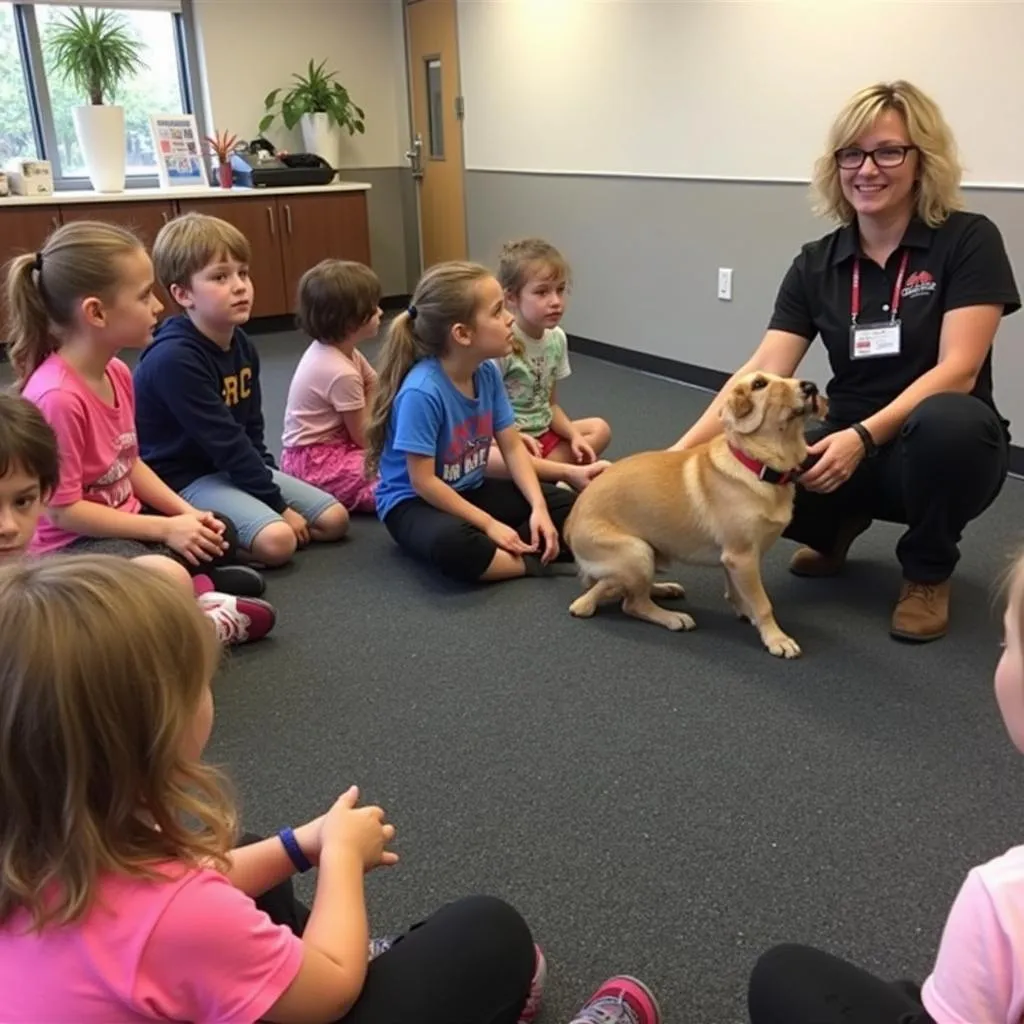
[850,422,877,457]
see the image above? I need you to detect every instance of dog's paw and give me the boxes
[652,581,686,600]
[766,635,802,659]
[569,598,596,619]
[668,611,697,632]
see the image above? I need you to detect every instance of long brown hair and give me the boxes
[365,261,492,477]
[0,393,59,494]
[0,555,235,931]
[4,220,144,389]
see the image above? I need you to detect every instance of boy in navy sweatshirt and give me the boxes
[134,213,348,566]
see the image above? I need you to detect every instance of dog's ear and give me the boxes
[721,381,766,434]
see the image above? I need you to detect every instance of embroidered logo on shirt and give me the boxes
[901,271,937,300]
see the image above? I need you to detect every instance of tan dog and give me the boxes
[563,372,826,658]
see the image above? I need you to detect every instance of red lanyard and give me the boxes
[851,249,910,326]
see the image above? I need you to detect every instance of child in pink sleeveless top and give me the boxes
[748,546,1024,1024]
[281,260,382,513]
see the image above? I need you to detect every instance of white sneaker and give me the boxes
[197,591,277,646]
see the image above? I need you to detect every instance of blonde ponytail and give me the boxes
[365,312,420,477]
[365,261,493,478]
[3,220,145,390]
[5,254,55,390]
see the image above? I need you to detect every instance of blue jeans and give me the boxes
[180,470,339,550]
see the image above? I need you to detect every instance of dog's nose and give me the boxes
[799,381,818,397]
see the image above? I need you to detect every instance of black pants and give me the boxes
[748,943,936,1024]
[250,842,535,1023]
[63,509,241,577]
[784,393,1008,583]
[383,478,577,582]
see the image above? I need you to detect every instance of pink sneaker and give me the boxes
[198,592,276,645]
[517,944,547,1023]
[569,975,662,1024]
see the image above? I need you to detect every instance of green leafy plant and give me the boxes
[45,6,145,106]
[259,59,366,135]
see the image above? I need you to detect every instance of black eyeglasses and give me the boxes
[834,145,918,170]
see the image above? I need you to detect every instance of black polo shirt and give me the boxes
[767,211,1020,426]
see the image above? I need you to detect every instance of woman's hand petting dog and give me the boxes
[799,428,866,493]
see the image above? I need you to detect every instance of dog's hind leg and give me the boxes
[617,540,695,632]
[569,578,623,618]
[651,581,686,600]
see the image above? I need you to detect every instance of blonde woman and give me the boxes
[671,80,1019,643]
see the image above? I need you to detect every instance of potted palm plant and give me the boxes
[259,59,365,170]
[46,6,145,193]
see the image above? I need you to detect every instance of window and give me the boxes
[426,57,444,159]
[0,4,35,163]
[4,2,199,187]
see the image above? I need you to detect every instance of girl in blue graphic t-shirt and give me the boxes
[365,261,577,583]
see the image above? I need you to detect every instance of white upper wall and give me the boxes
[458,0,1024,184]
[194,0,409,168]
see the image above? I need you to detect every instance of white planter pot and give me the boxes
[300,112,343,171]
[72,104,126,193]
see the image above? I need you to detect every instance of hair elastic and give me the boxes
[278,827,313,873]
[406,304,418,321]
[32,252,43,273]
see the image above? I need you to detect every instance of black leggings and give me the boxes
[251,845,535,1023]
[748,944,937,1024]
[62,508,241,577]
[784,392,1008,584]
[383,478,577,582]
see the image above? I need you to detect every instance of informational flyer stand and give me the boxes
[149,114,209,189]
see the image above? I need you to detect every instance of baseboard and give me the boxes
[567,331,1024,478]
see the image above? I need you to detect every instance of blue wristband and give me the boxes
[278,827,313,873]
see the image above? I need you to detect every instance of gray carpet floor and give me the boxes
[223,327,1024,1023]
[16,330,1024,1022]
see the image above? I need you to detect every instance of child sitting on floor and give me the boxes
[5,222,275,647]
[280,259,382,513]
[366,260,577,584]
[748,546,1024,1024]
[490,238,612,491]
[132,213,349,567]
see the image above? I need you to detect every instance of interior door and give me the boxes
[406,0,467,269]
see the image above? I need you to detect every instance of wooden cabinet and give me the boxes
[176,196,288,319]
[0,208,60,345]
[0,188,373,329]
[58,200,177,316]
[279,192,372,311]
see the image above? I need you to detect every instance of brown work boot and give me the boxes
[890,579,951,642]
[789,515,872,578]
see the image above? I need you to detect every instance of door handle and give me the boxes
[284,204,293,235]
[267,206,276,237]
[405,133,424,180]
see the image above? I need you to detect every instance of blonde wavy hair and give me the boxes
[0,555,236,931]
[811,80,964,228]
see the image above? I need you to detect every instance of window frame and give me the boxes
[8,0,208,191]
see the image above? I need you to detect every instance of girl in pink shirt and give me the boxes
[6,219,275,647]
[281,260,382,513]
[0,555,549,1023]
[747,547,1024,1024]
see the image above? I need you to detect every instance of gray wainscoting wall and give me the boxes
[337,166,419,298]
[465,170,1024,447]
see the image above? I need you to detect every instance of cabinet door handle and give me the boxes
[51,216,59,230]
[267,206,276,237]
[161,211,169,224]
[284,204,293,235]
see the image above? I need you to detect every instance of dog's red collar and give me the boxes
[729,444,797,485]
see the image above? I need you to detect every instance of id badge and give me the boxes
[850,320,901,359]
